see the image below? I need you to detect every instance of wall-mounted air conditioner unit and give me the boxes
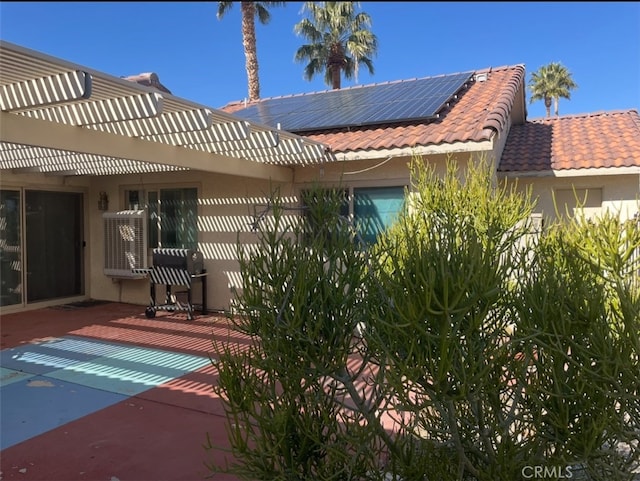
[103,210,148,278]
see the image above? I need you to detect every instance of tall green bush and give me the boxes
[367,156,538,480]
[207,156,639,481]
[207,188,392,480]
[511,211,640,480]
[369,156,639,480]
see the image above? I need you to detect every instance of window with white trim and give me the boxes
[301,185,406,247]
[553,187,602,221]
[126,187,198,250]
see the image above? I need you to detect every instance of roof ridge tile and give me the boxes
[482,65,526,133]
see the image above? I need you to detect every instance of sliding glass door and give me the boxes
[0,190,22,307]
[25,190,84,303]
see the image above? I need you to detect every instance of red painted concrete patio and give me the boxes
[0,302,247,481]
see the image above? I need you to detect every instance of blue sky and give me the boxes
[1,1,638,120]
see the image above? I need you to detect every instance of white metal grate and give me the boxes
[103,210,148,278]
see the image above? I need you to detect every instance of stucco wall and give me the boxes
[504,173,639,224]
[85,170,296,312]
[293,150,497,191]
[4,162,637,314]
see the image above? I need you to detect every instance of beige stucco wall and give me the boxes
[294,149,501,192]
[85,166,638,313]
[503,173,640,224]
[4,151,637,314]
[85,170,297,312]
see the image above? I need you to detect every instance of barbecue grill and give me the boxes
[137,248,208,320]
[152,248,204,275]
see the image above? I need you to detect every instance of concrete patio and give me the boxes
[3,301,637,481]
[0,301,245,481]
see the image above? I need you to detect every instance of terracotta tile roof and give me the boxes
[222,65,526,154]
[499,110,640,172]
[122,72,172,94]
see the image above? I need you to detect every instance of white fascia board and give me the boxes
[498,166,640,178]
[332,140,494,162]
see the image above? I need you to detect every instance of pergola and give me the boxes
[0,40,335,183]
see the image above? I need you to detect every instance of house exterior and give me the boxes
[225,66,640,226]
[499,110,640,223]
[1,41,638,315]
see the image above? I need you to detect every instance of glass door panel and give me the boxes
[25,190,83,302]
[0,190,22,307]
[159,188,197,250]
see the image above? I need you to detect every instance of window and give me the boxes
[127,187,198,250]
[553,187,602,221]
[300,185,406,248]
[353,186,406,246]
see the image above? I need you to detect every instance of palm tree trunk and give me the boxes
[544,97,552,118]
[328,46,344,90]
[241,1,260,101]
[331,66,341,89]
[554,97,559,117]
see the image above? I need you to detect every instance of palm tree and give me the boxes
[528,62,578,118]
[294,2,378,90]
[217,1,285,101]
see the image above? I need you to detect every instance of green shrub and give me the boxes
[206,187,391,480]
[207,156,640,481]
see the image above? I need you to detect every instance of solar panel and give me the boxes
[232,71,474,132]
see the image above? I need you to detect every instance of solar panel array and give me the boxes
[232,71,474,132]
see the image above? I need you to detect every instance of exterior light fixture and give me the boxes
[98,191,109,211]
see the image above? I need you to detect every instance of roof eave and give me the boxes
[498,166,640,178]
[328,139,495,162]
